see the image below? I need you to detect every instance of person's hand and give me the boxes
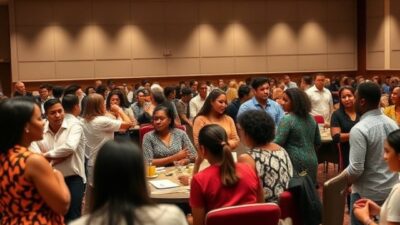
[354,199,380,216]
[110,104,122,114]
[187,213,193,225]
[175,149,189,161]
[178,175,190,186]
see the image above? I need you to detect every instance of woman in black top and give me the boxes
[330,86,360,168]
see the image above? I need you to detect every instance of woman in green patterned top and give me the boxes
[274,88,321,184]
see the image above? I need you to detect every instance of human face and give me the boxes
[253,82,270,102]
[15,82,26,94]
[153,110,171,132]
[282,93,292,112]
[211,94,227,115]
[191,82,198,92]
[391,87,400,105]
[25,105,45,142]
[314,75,325,90]
[137,92,146,104]
[39,88,49,100]
[340,89,355,109]
[384,140,400,172]
[110,94,121,106]
[199,84,208,99]
[46,103,64,129]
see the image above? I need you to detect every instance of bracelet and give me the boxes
[364,218,373,225]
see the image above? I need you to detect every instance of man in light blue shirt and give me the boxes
[345,82,399,225]
[237,77,284,126]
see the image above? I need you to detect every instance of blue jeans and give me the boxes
[64,175,85,223]
[350,193,362,225]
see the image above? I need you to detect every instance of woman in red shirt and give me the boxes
[189,124,264,225]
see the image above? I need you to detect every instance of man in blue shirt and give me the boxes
[237,77,284,125]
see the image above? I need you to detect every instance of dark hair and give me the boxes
[62,94,79,113]
[89,141,152,225]
[196,89,226,118]
[64,84,81,96]
[302,75,313,85]
[338,86,355,109]
[357,82,381,107]
[136,88,149,96]
[44,98,61,114]
[52,86,64,99]
[96,85,108,97]
[387,129,400,154]
[251,77,269,89]
[163,86,176,98]
[189,80,197,87]
[151,90,167,105]
[314,73,325,80]
[106,89,130,110]
[153,103,175,129]
[85,86,96,96]
[181,87,192,96]
[237,110,275,146]
[141,79,150,86]
[39,83,51,90]
[0,98,36,152]
[284,88,311,118]
[198,124,238,187]
[238,85,251,99]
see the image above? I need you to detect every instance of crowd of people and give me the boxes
[0,73,400,225]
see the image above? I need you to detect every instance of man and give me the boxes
[13,81,32,97]
[189,81,208,119]
[30,97,86,223]
[131,88,150,123]
[218,79,227,92]
[226,85,252,122]
[345,82,399,225]
[237,77,284,125]
[38,84,52,116]
[306,73,334,125]
[300,75,313,91]
[176,87,193,127]
[283,75,298,90]
[189,80,198,97]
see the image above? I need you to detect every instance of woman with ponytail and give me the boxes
[188,124,263,225]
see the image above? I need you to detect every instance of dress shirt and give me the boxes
[189,95,206,119]
[345,109,399,202]
[306,85,334,124]
[237,97,284,126]
[30,114,86,183]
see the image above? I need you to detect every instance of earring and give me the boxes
[25,128,29,133]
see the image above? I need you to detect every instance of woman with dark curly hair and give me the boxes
[238,110,293,202]
[274,88,321,184]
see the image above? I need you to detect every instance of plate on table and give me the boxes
[147,174,159,179]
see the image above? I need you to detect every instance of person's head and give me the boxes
[95,80,102,88]
[107,80,116,90]
[283,75,291,85]
[272,87,284,101]
[238,85,252,102]
[152,104,175,132]
[0,98,44,152]
[62,94,80,116]
[136,89,149,105]
[189,80,198,92]
[96,85,109,99]
[340,76,349,87]
[251,77,270,103]
[355,82,381,115]
[237,110,275,148]
[150,88,166,105]
[82,93,106,120]
[52,86,64,99]
[198,124,238,187]
[141,79,151,90]
[198,81,208,99]
[372,75,381,85]
[163,86,176,100]
[89,140,151,221]
[228,80,238,89]
[384,129,400,172]
[64,84,83,97]
[106,89,130,111]
[197,89,227,117]
[44,99,64,130]
[314,73,325,90]
[338,86,356,110]
[218,79,225,89]
[390,86,400,106]
[283,88,311,118]
[14,81,26,95]
[85,86,96,96]
[180,87,193,103]
[39,84,50,100]
[300,75,312,91]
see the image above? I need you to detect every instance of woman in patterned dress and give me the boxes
[238,110,293,202]
[0,98,70,225]
[142,104,196,166]
[274,88,321,185]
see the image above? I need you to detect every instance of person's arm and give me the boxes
[189,100,197,119]
[192,208,206,225]
[190,177,206,225]
[345,128,367,183]
[25,154,70,215]
[274,116,289,146]
[112,105,133,131]
[182,131,197,160]
[151,149,189,167]
[331,127,350,143]
[192,117,206,150]
[44,123,83,159]
[226,117,240,150]
[353,199,381,225]
[180,114,193,127]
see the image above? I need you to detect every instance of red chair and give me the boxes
[279,191,303,225]
[205,203,281,225]
[139,124,187,145]
[313,115,325,124]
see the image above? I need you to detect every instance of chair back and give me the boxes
[139,124,187,145]
[322,171,347,225]
[279,191,303,225]
[206,203,281,225]
[313,115,325,124]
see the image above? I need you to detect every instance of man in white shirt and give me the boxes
[30,96,86,223]
[189,82,208,119]
[306,73,334,126]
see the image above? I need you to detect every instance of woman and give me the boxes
[238,110,293,203]
[330,86,360,169]
[142,104,196,167]
[189,124,263,225]
[225,79,238,104]
[82,93,132,210]
[353,129,400,225]
[70,141,187,225]
[0,98,70,224]
[383,86,400,125]
[106,89,136,123]
[274,88,321,184]
[193,89,240,150]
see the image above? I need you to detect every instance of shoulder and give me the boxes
[139,204,187,225]
[172,128,186,136]
[384,105,395,114]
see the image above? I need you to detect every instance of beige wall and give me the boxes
[9,0,357,82]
